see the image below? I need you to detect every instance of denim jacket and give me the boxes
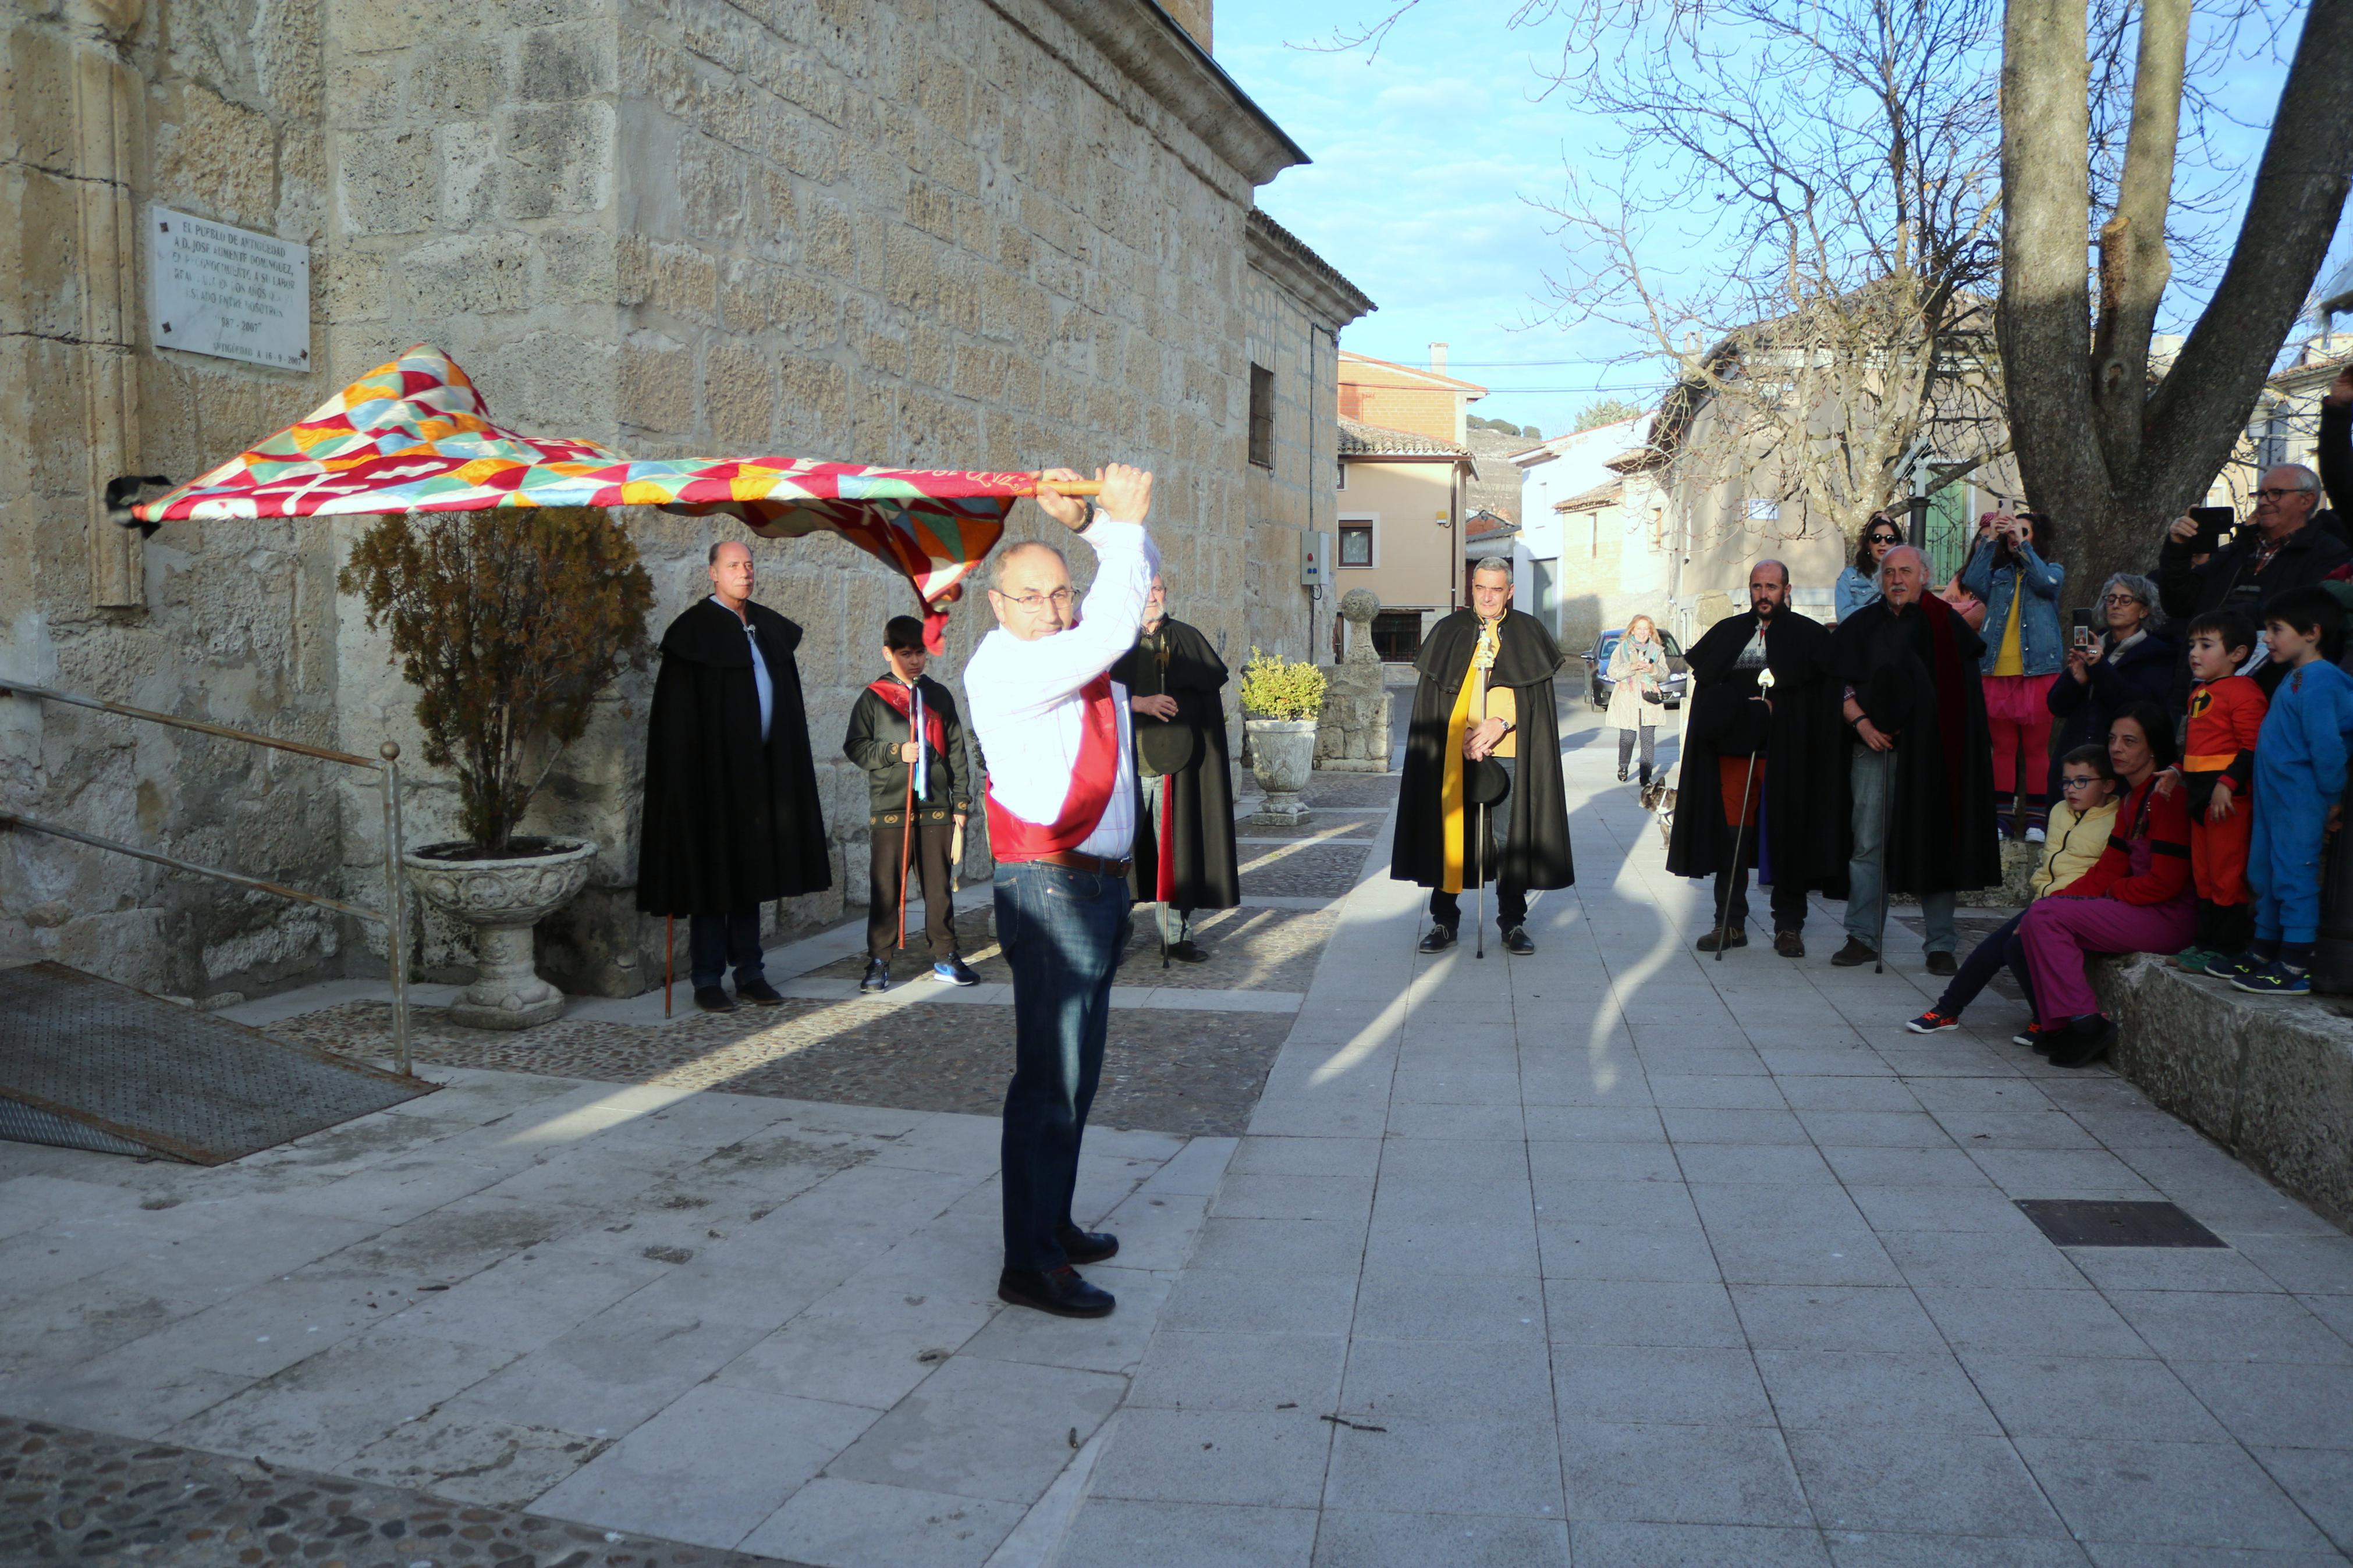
[1960,539,2066,677]
[1834,566,1881,623]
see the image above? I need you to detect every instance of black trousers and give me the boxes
[1431,758,1524,930]
[1713,857,1811,931]
[868,819,957,960]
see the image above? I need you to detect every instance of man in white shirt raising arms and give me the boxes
[966,463,1158,1318]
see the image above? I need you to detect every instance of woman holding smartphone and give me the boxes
[1961,509,2066,841]
[2046,572,2173,808]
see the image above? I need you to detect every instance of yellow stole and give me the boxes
[1440,618,1506,894]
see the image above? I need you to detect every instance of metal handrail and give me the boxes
[0,681,412,1075]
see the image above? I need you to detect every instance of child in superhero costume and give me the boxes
[2170,611,2266,972]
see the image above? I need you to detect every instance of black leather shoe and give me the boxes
[1056,1225,1119,1265]
[1502,926,1535,956]
[693,986,736,1014]
[1696,926,1747,952]
[737,978,786,1006]
[998,1265,1115,1318]
[1830,938,1878,967]
[1166,940,1208,963]
[860,959,888,994]
[2047,1014,2116,1069]
[1774,929,1805,958]
[1925,951,1958,977]
[1418,925,1457,954]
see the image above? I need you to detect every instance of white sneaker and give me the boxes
[2024,826,2046,844]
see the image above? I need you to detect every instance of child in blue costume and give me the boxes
[2216,586,2353,995]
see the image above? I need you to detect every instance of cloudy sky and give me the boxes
[1213,1,2353,442]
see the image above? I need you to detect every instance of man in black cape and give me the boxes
[1667,560,1849,958]
[1824,544,2001,973]
[637,539,832,1011]
[1112,572,1239,962]
[1393,556,1574,954]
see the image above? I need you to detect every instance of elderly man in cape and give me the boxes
[1826,543,2003,972]
[1112,572,1239,961]
[1393,556,1574,954]
[1667,559,1848,957]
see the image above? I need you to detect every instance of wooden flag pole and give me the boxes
[897,764,915,952]
[1025,475,1105,496]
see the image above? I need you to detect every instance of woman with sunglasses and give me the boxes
[1836,515,1904,623]
[1961,509,2067,840]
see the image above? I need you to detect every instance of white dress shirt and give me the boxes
[713,595,774,743]
[964,517,1160,859]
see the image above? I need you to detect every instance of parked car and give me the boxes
[1581,628,1690,711]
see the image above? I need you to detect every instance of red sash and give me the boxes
[985,673,1123,859]
[867,677,946,758]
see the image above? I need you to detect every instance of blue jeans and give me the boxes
[688,910,767,990]
[995,859,1131,1271]
[1845,748,1957,953]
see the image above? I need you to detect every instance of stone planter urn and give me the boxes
[403,838,598,1030]
[1244,718,1318,824]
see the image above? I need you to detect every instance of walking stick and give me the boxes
[897,762,914,952]
[663,913,673,1018]
[1713,667,1775,961]
[1474,797,1488,959]
[1873,745,1896,975]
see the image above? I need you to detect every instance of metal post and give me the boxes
[379,742,410,1078]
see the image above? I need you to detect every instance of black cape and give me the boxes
[636,598,832,916]
[1825,595,2002,895]
[1666,610,1850,897]
[1112,617,1240,912]
[1392,608,1575,891]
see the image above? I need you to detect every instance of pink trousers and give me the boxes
[2019,894,2195,1023]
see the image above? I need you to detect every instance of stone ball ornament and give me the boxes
[1340,588,1380,625]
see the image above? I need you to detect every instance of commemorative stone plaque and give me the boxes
[147,207,310,370]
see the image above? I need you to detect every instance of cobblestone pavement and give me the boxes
[0,1414,801,1567]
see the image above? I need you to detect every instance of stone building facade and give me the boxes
[1,0,1368,1002]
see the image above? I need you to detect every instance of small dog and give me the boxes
[1648,783,1676,849]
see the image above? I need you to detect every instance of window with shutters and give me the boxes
[1248,364,1275,469]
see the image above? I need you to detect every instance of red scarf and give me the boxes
[984,673,1123,859]
[866,677,946,758]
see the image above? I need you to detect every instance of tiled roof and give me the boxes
[1555,477,1626,511]
[1339,415,1470,458]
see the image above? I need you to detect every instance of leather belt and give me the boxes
[1023,849,1132,877]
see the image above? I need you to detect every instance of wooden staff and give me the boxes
[897,757,915,952]
[664,913,673,1017]
[1025,475,1105,496]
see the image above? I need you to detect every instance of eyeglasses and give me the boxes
[2060,776,2106,791]
[992,587,1077,611]
[2255,487,2313,502]
[2102,593,2143,606]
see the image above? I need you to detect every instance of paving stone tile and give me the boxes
[1843,1185,2044,1235]
[953,1265,1169,1375]
[1754,1349,2000,1434]
[1087,1407,1335,1508]
[1690,1182,1872,1236]
[737,1478,1024,1568]
[2231,1232,2353,1295]
[2103,1290,2353,1366]
[1341,1338,1557,1423]
[2062,1247,2287,1294]
[1824,1533,2091,1566]
[1533,1178,1703,1229]
[1787,1430,2065,1537]
[1729,1286,1947,1354]
[1572,1521,1831,1567]
[2249,1445,2353,1558]
[1880,1229,2086,1291]
[1557,1421,1812,1527]
[1373,1176,1536,1229]
[1818,1146,1997,1188]
[1538,1221,1722,1283]
[1930,1110,2100,1150]
[1190,1216,1367,1274]
[2015,1438,2333,1552]
[1639,1050,1772,1080]
[529,1383,874,1548]
[824,1355,1124,1503]
[1354,1270,1548,1342]
[1159,1267,1359,1336]
[2168,1360,2353,1450]
[1958,1352,2226,1441]
[1525,1140,1683,1183]
[1315,1510,1571,1567]
[1544,1278,1747,1349]
[1057,1497,1320,1568]
[1706,1228,1906,1289]
[1211,1173,1377,1222]
[1127,1329,1347,1413]
[1774,1078,1924,1113]
[1912,1286,2153,1359]
[1660,1110,1813,1146]
[1553,1344,1776,1427]
[1366,1218,1542,1277]
[1671,1143,1840,1185]
[1901,1079,2060,1114]
[1968,1147,2160,1197]
[1324,1416,1563,1517]
[1385,1101,1528,1139]
[1795,1111,1955,1149]
[2078,1544,2347,1567]
[1378,1137,1534,1181]
[1229,1136,1385,1178]
[1648,1076,1791,1111]
[1392,1068,1525,1106]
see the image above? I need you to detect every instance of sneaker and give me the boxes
[2024,826,2046,844]
[2011,1020,2050,1050]
[1907,1009,1960,1034]
[931,956,979,986]
[1830,937,1878,967]
[2209,950,2263,981]
[860,958,889,994]
[2171,947,2214,974]
[2231,960,2312,997]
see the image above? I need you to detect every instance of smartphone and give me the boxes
[2189,506,2235,553]
[2070,606,2097,649]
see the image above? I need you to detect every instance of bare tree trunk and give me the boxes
[2001,0,2353,600]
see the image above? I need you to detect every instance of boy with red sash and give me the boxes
[843,616,976,993]
[2170,610,2266,972]
[964,464,1158,1320]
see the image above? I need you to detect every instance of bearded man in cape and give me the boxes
[1111,572,1239,961]
[1393,556,1574,954]
[1666,559,1848,957]
[1825,543,2003,972]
